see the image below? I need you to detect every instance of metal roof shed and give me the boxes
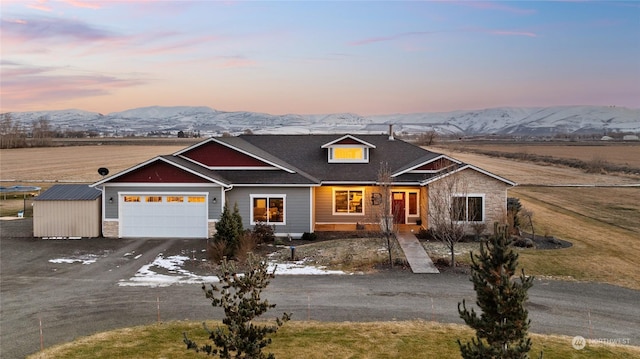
[33,184,102,238]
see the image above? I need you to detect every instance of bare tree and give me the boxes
[0,113,27,149]
[31,117,53,147]
[375,162,396,268]
[520,208,535,240]
[416,130,438,146]
[428,170,469,267]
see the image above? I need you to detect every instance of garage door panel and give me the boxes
[120,194,208,238]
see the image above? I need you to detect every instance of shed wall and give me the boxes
[33,199,101,237]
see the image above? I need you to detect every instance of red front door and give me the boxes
[392,192,405,224]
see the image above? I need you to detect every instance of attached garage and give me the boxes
[119,193,208,238]
[33,184,102,238]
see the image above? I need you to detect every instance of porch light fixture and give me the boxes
[109,197,113,204]
[212,197,217,204]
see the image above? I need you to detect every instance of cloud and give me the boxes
[455,1,536,15]
[62,0,102,9]
[348,31,436,46]
[349,27,535,47]
[0,62,147,108]
[134,34,222,56]
[0,15,119,43]
[27,2,53,12]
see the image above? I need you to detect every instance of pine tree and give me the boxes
[215,203,241,255]
[457,223,536,359]
[231,202,244,241]
[184,255,291,358]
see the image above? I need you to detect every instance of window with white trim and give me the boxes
[328,146,369,163]
[334,189,364,214]
[251,195,285,224]
[452,195,484,222]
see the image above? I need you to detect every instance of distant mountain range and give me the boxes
[4,105,639,137]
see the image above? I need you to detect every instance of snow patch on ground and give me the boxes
[268,260,346,275]
[49,254,100,265]
[118,254,218,288]
[119,254,345,288]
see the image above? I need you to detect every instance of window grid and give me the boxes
[452,195,484,222]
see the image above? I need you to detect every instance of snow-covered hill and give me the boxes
[3,105,638,137]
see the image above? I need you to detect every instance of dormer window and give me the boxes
[329,146,369,163]
[322,135,376,164]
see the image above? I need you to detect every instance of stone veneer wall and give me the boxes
[428,168,511,234]
[102,220,119,238]
[208,222,217,238]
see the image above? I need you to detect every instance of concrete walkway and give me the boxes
[395,231,440,273]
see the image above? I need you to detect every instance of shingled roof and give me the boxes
[225,134,443,184]
[94,134,514,188]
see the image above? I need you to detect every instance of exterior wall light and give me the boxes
[212,197,217,204]
[108,197,113,204]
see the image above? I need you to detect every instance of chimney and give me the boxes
[388,124,394,140]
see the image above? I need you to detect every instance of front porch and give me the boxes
[314,223,424,233]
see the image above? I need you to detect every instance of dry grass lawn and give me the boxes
[28,320,640,359]
[512,186,640,289]
[269,236,408,272]
[427,145,639,289]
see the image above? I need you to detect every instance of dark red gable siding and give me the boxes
[335,138,362,145]
[182,142,269,167]
[111,161,206,183]
[415,158,455,171]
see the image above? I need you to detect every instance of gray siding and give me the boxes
[103,185,224,220]
[225,187,312,236]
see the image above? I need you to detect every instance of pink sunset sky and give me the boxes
[1,0,639,116]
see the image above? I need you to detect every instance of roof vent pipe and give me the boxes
[388,124,394,141]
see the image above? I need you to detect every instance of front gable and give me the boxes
[321,135,376,164]
[391,155,461,179]
[109,159,210,183]
[179,140,273,168]
[420,164,516,187]
[175,138,297,173]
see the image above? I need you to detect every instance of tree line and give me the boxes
[0,113,101,149]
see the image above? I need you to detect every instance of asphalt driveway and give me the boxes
[1,219,638,358]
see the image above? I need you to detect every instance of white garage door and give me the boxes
[120,194,208,238]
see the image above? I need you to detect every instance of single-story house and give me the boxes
[92,131,515,239]
[33,184,102,238]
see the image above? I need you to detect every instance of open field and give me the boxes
[0,144,187,183]
[429,145,640,185]
[438,142,640,168]
[29,321,640,359]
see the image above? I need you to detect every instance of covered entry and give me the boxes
[119,193,208,238]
